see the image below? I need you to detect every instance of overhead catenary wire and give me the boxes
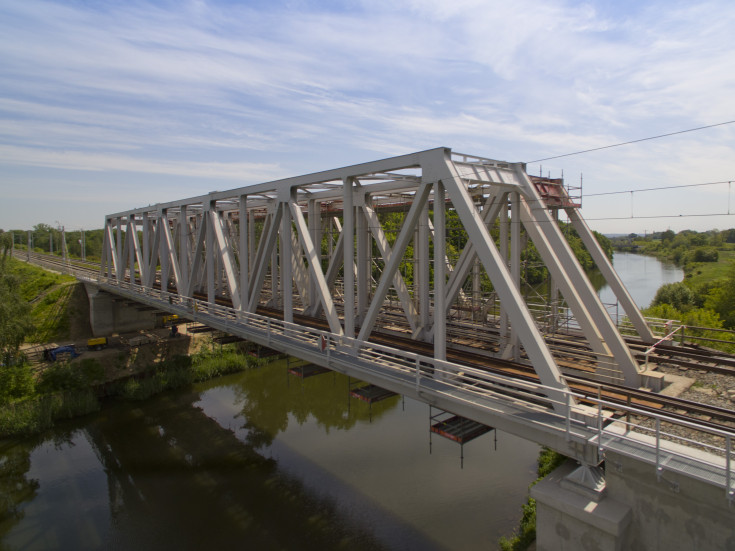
[526,119,735,164]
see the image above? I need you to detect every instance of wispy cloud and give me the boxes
[0,0,734,231]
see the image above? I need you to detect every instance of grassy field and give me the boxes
[685,248,735,287]
[4,257,81,342]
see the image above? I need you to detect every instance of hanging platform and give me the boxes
[430,413,493,444]
[213,334,246,344]
[349,384,397,404]
[288,363,331,378]
[187,324,215,334]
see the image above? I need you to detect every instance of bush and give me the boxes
[692,247,719,262]
[38,359,104,393]
[0,362,35,404]
[651,282,697,311]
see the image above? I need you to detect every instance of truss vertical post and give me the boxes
[356,191,369,324]
[434,180,447,361]
[418,198,430,337]
[510,192,521,360]
[115,218,123,280]
[142,213,150,284]
[180,206,189,295]
[343,177,355,339]
[239,196,249,309]
[160,210,170,293]
[499,195,509,345]
[248,207,256,280]
[281,199,293,324]
[206,202,215,304]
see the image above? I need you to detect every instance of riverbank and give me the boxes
[498,447,566,551]
[0,330,266,439]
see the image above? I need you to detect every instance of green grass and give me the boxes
[4,257,78,342]
[685,249,735,287]
[4,257,75,301]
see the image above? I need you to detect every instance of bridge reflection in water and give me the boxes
[1,362,541,550]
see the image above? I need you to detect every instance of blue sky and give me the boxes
[1,0,734,234]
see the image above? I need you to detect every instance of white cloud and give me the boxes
[0,0,734,232]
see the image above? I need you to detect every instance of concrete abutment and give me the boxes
[84,282,157,336]
[533,453,735,550]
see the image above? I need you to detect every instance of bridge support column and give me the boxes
[84,282,156,337]
[533,452,735,550]
[532,460,631,551]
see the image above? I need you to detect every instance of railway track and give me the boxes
[23,252,735,430]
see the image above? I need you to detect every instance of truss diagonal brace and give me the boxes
[357,183,432,343]
[362,204,419,332]
[567,208,654,343]
[289,202,344,335]
[210,209,242,311]
[441,160,570,411]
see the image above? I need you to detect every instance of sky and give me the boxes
[1,0,734,236]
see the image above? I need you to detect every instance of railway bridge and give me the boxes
[29,148,735,550]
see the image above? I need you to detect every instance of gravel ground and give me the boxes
[623,363,735,457]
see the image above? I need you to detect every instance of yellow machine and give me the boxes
[87,337,108,351]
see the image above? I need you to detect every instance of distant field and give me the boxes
[686,248,735,286]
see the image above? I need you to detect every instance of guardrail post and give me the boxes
[655,418,662,480]
[597,399,604,462]
[727,435,733,503]
[565,392,571,441]
[267,319,271,345]
[415,358,421,391]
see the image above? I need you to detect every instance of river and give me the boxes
[0,253,682,550]
[597,251,684,309]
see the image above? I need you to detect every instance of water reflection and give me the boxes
[1,360,540,551]
[227,360,399,449]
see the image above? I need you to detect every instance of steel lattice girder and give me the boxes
[102,147,648,399]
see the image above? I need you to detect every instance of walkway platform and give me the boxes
[349,384,397,404]
[288,363,331,379]
[430,414,493,444]
[213,334,245,344]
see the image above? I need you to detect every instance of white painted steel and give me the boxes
[99,147,659,402]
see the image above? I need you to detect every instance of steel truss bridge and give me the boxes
[61,147,733,501]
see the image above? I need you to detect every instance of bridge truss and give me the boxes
[60,146,734,498]
[102,148,653,396]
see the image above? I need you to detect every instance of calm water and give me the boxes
[597,251,683,309]
[1,252,680,550]
[0,362,541,550]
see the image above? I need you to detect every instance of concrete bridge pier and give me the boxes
[533,452,735,550]
[84,282,157,337]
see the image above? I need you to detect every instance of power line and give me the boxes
[584,212,735,222]
[527,120,735,164]
[584,179,733,198]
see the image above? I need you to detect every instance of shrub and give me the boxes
[692,247,719,262]
[651,282,696,311]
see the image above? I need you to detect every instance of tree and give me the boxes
[0,230,12,261]
[0,264,34,365]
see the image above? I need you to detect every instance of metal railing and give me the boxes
[25,255,735,501]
